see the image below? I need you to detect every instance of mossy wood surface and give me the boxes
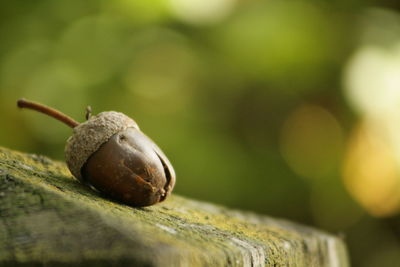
[0,147,349,266]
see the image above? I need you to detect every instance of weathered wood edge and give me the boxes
[0,147,349,266]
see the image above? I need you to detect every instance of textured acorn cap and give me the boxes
[65,111,139,181]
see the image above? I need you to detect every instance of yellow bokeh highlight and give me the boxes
[343,122,400,217]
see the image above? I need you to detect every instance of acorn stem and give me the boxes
[17,99,80,128]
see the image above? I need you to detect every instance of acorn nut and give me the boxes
[17,99,176,207]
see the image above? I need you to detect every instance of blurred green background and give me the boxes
[1,0,400,266]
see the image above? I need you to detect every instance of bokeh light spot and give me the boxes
[168,0,236,25]
[56,15,130,86]
[343,122,400,217]
[280,105,343,180]
[216,1,340,90]
[123,29,198,114]
[343,44,400,118]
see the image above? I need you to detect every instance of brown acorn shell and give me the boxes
[65,111,138,181]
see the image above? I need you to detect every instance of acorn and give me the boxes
[17,99,175,207]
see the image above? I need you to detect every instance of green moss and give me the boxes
[0,147,349,266]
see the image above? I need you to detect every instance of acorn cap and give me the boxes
[65,111,139,181]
